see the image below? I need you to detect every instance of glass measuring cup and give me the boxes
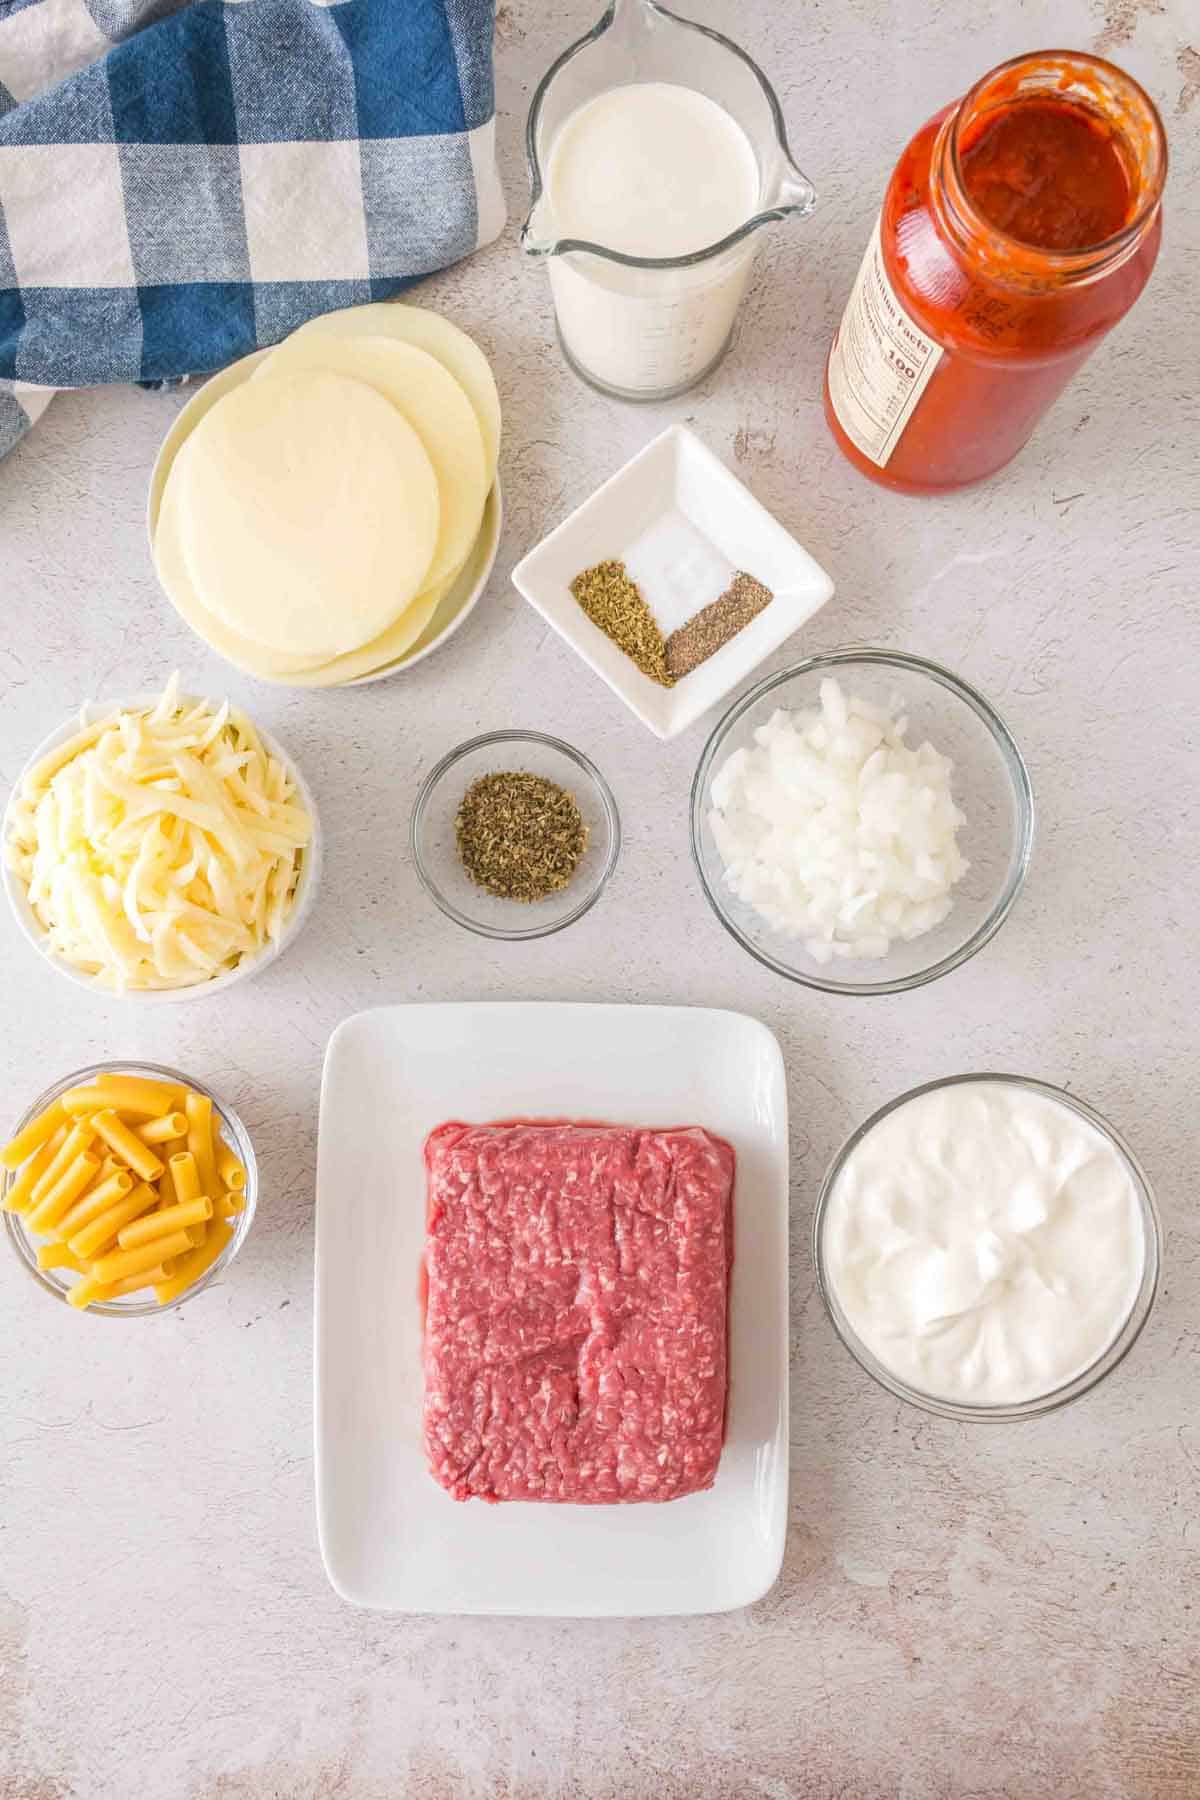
[522,0,816,401]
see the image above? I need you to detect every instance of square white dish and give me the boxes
[315,1002,789,1616]
[511,424,834,739]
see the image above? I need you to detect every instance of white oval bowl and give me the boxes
[2,693,322,1003]
[147,354,502,688]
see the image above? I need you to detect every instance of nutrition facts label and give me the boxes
[827,217,943,465]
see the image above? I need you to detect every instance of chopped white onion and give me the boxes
[708,678,969,962]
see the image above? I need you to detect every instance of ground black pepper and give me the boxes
[455,770,588,902]
[664,572,774,679]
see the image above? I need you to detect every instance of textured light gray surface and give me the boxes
[1,1,1198,1795]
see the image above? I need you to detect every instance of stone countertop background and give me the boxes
[2,1,1198,1795]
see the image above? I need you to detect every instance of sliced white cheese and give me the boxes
[254,336,487,592]
[250,476,498,685]
[294,301,501,481]
[157,475,455,686]
[155,475,328,677]
[279,577,449,687]
[348,482,502,681]
[147,347,271,542]
[174,370,440,659]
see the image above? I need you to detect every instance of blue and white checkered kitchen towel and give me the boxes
[0,0,505,457]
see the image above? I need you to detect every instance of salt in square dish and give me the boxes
[511,424,835,739]
[314,1002,789,1616]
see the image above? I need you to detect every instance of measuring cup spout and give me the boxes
[771,155,817,221]
[521,190,557,258]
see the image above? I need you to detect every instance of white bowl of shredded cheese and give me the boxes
[691,650,1033,995]
[2,678,321,1000]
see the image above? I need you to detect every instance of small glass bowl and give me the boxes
[411,730,620,940]
[813,1073,1162,1421]
[3,1061,257,1316]
[690,649,1034,995]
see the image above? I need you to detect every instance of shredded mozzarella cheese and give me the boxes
[5,680,312,991]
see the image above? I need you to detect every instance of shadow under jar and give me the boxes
[825,50,1167,492]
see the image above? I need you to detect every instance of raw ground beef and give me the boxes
[422,1120,735,1504]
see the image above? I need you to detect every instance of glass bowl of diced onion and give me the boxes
[2,1062,257,1315]
[690,649,1034,995]
[1,686,322,1001]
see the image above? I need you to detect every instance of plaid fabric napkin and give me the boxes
[0,0,505,457]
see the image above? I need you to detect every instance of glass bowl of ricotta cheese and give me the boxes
[813,1074,1162,1421]
[690,649,1033,995]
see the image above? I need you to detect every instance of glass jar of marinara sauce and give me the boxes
[824,51,1167,493]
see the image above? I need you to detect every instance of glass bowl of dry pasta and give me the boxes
[1,677,321,1000]
[1,1062,257,1315]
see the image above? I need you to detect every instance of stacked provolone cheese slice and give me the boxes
[151,305,501,687]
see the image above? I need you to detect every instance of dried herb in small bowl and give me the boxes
[455,771,588,902]
[570,560,675,688]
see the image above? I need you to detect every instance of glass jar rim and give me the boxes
[940,48,1168,280]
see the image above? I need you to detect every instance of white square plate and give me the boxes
[315,1002,789,1616]
[511,425,834,739]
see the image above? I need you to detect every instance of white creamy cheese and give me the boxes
[821,1080,1146,1406]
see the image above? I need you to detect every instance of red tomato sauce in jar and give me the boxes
[960,98,1132,250]
[824,53,1167,494]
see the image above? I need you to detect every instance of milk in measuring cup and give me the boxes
[545,82,761,396]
